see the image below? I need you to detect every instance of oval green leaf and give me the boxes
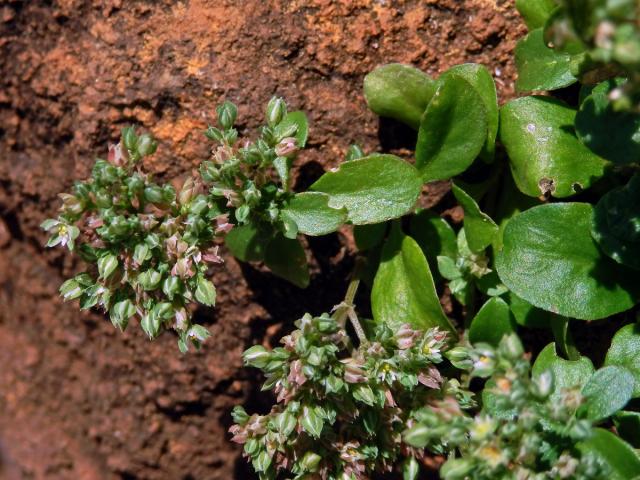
[515,28,577,92]
[592,174,640,270]
[310,154,422,225]
[363,63,437,130]
[500,96,607,198]
[409,209,457,278]
[441,63,498,162]
[225,223,271,262]
[452,183,499,253]
[468,297,514,347]
[575,79,640,165]
[264,235,309,288]
[278,111,309,148]
[580,366,634,421]
[416,75,488,182]
[496,203,640,320]
[579,428,640,480]
[371,224,455,334]
[515,0,557,29]
[605,323,640,397]
[532,343,595,402]
[280,192,347,236]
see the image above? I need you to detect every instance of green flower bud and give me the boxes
[217,101,237,130]
[403,457,420,480]
[266,96,287,126]
[531,370,554,399]
[300,452,322,472]
[235,204,250,224]
[144,185,165,204]
[97,253,118,279]
[231,405,250,426]
[133,243,150,265]
[404,424,431,448]
[122,126,137,151]
[440,458,473,480]
[110,299,136,331]
[243,345,271,368]
[500,333,524,360]
[138,269,162,290]
[162,275,181,300]
[59,278,83,301]
[345,144,365,162]
[275,411,297,438]
[252,450,272,473]
[204,125,224,142]
[136,134,157,157]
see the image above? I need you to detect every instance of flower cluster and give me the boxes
[405,335,608,479]
[42,98,309,351]
[229,313,459,479]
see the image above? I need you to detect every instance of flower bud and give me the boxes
[440,459,473,480]
[266,96,287,126]
[243,345,271,369]
[216,101,237,130]
[144,185,165,204]
[122,126,137,151]
[345,144,365,161]
[300,452,322,472]
[274,137,297,157]
[162,275,181,300]
[500,333,524,360]
[136,133,157,157]
[531,370,554,399]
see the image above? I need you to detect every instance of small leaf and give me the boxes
[416,74,487,182]
[109,299,136,331]
[187,324,211,343]
[59,278,83,301]
[409,209,457,278]
[468,297,514,347]
[496,203,640,320]
[277,111,308,148]
[372,224,455,333]
[499,96,607,198]
[579,428,640,480]
[515,0,557,29]
[280,192,347,236]
[532,343,595,402]
[506,292,550,329]
[437,256,461,281]
[264,235,309,288]
[515,28,577,92]
[440,63,498,162]
[195,276,216,306]
[310,154,422,225]
[580,366,633,421]
[605,324,640,398]
[354,223,387,251]
[363,63,437,130]
[403,457,420,480]
[575,79,640,165]
[300,406,323,438]
[592,174,640,270]
[613,411,640,447]
[97,253,118,279]
[225,223,271,262]
[451,183,498,253]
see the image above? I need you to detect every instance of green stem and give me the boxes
[334,259,367,344]
[551,315,580,361]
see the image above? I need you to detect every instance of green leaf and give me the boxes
[579,428,640,480]
[195,276,216,306]
[468,297,514,347]
[614,411,640,447]
[59,278,83,301]
[532,343,595,402]
[354,223,387,251]
[575,79,640,165]
[416,74,487,182]
[409,209,457,278]
[280,192,347,236]
[371,224,455,333]
[496,203,640,320]
[580,366,634,421]
[97,253,118,279]
[592,174,640,269]
[403,457,420,480]
[515,28,577,92]
[264,235,309,288]
[300,406,323,438]
[109,299,136,331]
[225,223,271,262]
[310,154,422,225]
[515,0,556,29]
[499,96,607,198]
[605,324,640,397]
[277,111,308,148]
[441,63,499,162]
[363,63,437,130]
[451,183,498,253]
[437,256,461,281]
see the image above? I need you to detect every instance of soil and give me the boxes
[0,1,525,479]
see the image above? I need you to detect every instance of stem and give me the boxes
[334,259,367,344]
[348,306,367,345]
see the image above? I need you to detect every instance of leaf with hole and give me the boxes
[499,96,607,198]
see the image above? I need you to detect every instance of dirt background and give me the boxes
[0,1,525,478]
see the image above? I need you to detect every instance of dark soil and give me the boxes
[0,1,525,478]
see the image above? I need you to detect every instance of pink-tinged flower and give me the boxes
[107,142,129,167]
[174,307,189,331]
[418,366,443,389]
[384,389,397,407]
[202,246,224,264]
[274,137,298,157]
[41,218,80,251]
[215,214,234,234]
[341,358,366,384]
[396,323,419,350]
[228,424,247,444]
[287,359,307,387]
[86,216,104,229]
[171,257,195,278]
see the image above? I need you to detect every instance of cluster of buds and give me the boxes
[201,97,308,240]
[230,314,458,479]
[437,229,503,306]
[43,127,226,352]
[405,335,608,479]
[548,0,640,110]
